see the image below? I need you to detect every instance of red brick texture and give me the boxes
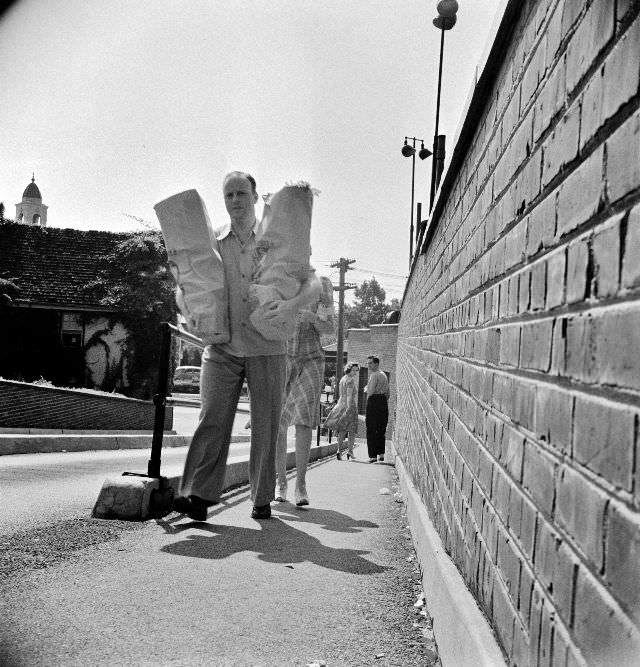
[0,380,172,431]
[396,2,640,665]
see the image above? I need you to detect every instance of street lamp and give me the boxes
[402,136,431,265]
[429,0,459,212]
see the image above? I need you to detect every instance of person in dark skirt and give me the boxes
[364,356,389,462]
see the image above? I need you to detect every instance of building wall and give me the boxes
[0,379,172,431]
[369,324,398,436]
[345,329,371,367]
[395,2,640,665]
[348,325,398,436]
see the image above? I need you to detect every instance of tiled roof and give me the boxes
[0,222,132,309]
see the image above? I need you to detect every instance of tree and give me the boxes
[83,229,177,398]
[0,277,19,307]
[0,202,13,224]
[344,277,388,330]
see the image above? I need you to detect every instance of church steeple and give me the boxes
[16,174,48,226]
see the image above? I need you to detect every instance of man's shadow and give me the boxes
[159,516,388,575]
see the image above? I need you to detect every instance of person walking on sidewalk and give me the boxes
[173,171,321,522]
[274,276,334,507]
[323,362,360,461]
[365,355,389,462]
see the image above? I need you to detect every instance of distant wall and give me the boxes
[348,324,398,436]
[396,1,640,665]
[0,380,172,431]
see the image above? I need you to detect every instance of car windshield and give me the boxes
[175,367,199,381]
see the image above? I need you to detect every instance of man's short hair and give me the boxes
[367,355,380,365]
[223,171,257,195]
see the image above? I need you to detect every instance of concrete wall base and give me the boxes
[393,449,507,667]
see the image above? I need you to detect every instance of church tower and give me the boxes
[15,174,48,226]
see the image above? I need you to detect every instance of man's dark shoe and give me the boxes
[251,504,271,520]
[173,495,208,522]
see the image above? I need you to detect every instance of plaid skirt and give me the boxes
[279,353,325,429]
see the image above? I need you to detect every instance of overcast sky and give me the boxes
[0,0,503,302]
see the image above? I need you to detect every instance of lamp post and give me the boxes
[402,136,431,265]
[429,0,459,212]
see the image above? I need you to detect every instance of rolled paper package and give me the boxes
[249,183,314,340]
[154,189,230,345]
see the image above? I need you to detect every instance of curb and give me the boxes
[393,448,507,667]
[0,433,250,456]
[93,441,339,520]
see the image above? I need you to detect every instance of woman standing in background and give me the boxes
[324,362,359,461]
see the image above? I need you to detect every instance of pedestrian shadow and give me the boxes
[273,503,378,533]
[159,518,389,575]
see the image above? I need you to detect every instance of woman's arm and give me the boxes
[262,271,322,326]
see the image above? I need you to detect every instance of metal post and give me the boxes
[148,322,172,478]
[409,143,416,266]
[434,135,446,194]
[415,201,422,249]
[335,265,346,402]
[430,26,446,211]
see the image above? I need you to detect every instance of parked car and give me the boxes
[173,365,201,394]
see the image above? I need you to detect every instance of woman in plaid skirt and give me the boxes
[275,276,335,506]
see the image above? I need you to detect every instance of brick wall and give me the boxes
[369,324,398,435]
[345,328,371,366]
[395,1,640,665]
[0,380,173,431]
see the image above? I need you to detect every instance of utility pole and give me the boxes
[330,257,356,399]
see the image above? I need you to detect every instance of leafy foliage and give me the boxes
[0,277,19,307]
[83,229,177,398]
[344,277,389,330]
[0,202,14,224]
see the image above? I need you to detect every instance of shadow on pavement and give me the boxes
[273,503,379,533]
[159,517,389,575]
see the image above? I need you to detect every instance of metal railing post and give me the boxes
[148,322,172,478]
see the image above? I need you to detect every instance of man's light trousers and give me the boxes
[179,346,286,507]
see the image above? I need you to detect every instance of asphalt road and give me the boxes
[0,408,252,536]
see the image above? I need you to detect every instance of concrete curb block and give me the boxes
[393,452,507,667]
[93,440,339,520]
[0,433,251,456]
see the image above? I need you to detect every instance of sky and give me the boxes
[0,0,503,303]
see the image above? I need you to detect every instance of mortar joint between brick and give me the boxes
[569,563,579,630]
[632,414,639,502]
[618,208,629,288]
[600,499,610,577]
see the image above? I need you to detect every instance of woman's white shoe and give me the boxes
[295,487,309,506]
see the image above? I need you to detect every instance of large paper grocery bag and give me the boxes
[154,189,229,345]
[249,182,313,340]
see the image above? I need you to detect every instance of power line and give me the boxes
[313,259,407,280]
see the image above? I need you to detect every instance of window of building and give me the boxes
[60,313,83,348]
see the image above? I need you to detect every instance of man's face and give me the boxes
[367,359,377,371]
[223,174,257,224]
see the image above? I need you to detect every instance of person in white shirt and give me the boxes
[364,355,389,462]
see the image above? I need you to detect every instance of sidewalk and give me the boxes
[0,445,442,667]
